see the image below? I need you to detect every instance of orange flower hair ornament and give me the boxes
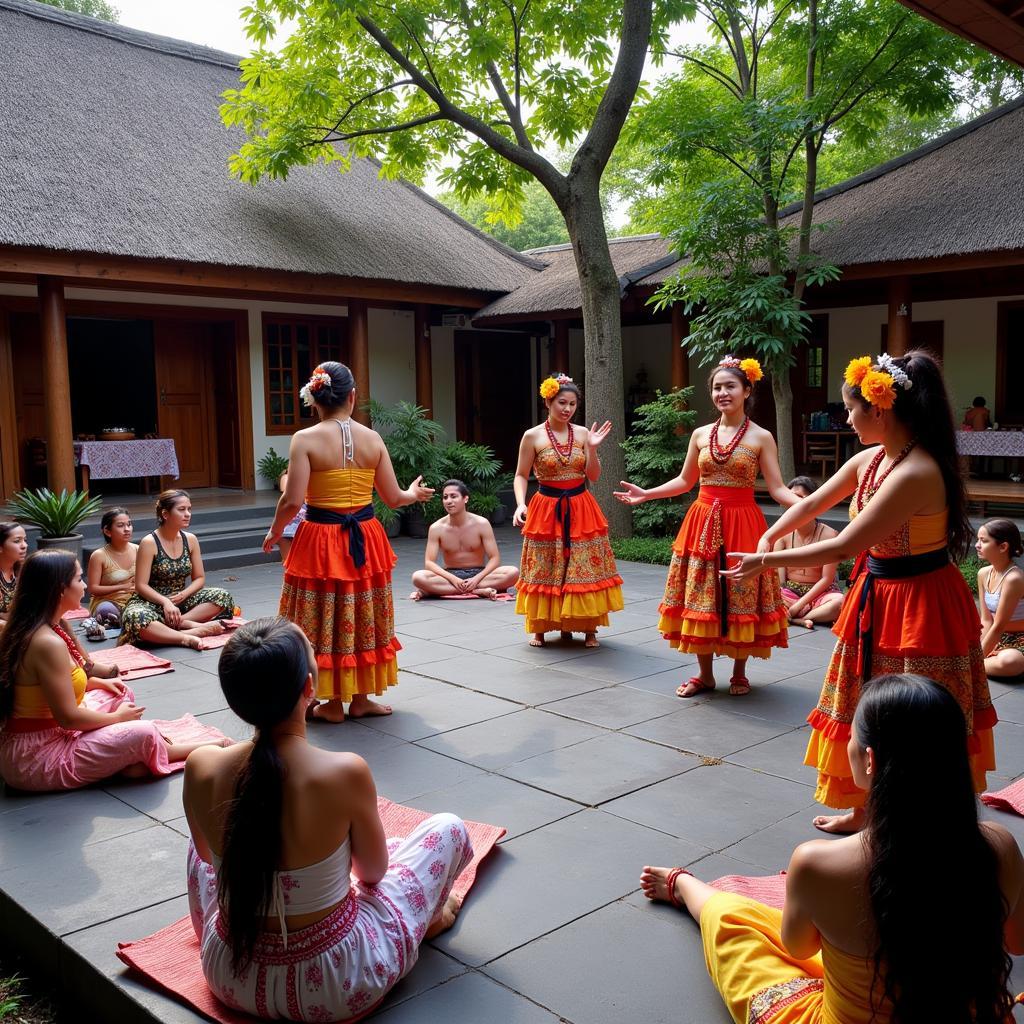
[717,355,763,384]
[300,365,332,407]
[539,373,574,400]
[843,354,912,410]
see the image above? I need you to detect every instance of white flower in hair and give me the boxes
[876,353,913,391]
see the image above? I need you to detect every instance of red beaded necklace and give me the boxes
[545,419,575,467]
[856,439,917,510]
[708,416,749,465]
[50,619,85,667]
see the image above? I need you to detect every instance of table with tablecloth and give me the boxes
[956,431,1024,457]
[73,439,179,492]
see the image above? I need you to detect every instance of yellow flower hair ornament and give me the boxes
[844,356,873,388]
[859,370,897,410]
[844,354,911,408]
[739,358,763,383]
[539,377,560,400]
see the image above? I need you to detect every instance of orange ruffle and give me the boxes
[284,516,398,580]
[516,585,625,634]
[671,488,769,556]
[315,637,401,702]
[659,607,788,660]
[520,486,610,541]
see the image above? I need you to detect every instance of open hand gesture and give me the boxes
[408,475,435,503]
[587,421,612,449]
[613,481,647,506]
[720,552,767,582]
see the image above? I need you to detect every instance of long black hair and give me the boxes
[216,616,311,971]
[0,549,78,718]
[846,350,970,560]
[856,674,1012,1023]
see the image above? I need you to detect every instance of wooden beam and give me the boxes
[349,299,370,426]
[671,304,689,390]
[0,311,20,499]
[38,276,75,493]
[552,320,569,371]
[414,303,433,415]
[887,276,912,356]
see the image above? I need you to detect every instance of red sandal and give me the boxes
[729,675,751,696]
[665,867,692,908]
[677,676,715,699]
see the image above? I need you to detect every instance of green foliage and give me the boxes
[35,0,118,20]
[368,400,446,490]
[5,488,103,538]
[426,442,512,523]
[438,181,568,251]
[257,447,289,486]
[958,553,983,593]
[621,387,696,536]
[610,535,674,565]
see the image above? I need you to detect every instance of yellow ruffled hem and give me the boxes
[804,729,866,809]
[516,587,624,635]
[659,614,787,660]
[316,660,397,702]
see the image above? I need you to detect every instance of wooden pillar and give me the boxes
[414,303,433,414]
[671,304,689,390]
[349,298,370,426]
[38,276,75,492]
[552,320,569,372]
[887,276,912,356]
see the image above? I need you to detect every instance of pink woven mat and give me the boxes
[63,607,90,621]
[116,798,505,1024]
[152,713,231,749]
[710,871,787,909]
[440,591,513,601]
[194,617,248,651]
[982,777,1024,816]
[89,645,174,681]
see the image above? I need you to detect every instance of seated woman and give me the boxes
[87,506,137,627]
[119,490,235,650]
[0,550,229,792]
[0,522,28,625]
[977,518,1024,679]
[773,476,844,630]
[183,617,472,1022]
[641,674,1024,1023]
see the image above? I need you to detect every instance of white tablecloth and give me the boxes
[72,439,180,480]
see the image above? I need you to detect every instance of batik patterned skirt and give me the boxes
[0,687,179,791]
[119,587,235,647]
[994,630,1024,654]
[279,515,400,702]
[189,813,472,1023]
[659,487,788,659]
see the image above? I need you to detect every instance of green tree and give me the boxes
[36,0,118,19]
[222,0,691,536]
[438,181,568,251]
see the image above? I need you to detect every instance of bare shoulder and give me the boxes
[745,420,776,444]
[978,564,992,585]
[468,512,492,531]
[137,534,157,553]
[185,739,249,779]
[981,819,1019,858]
[789,836,858,875]
[819,522,839,540]
[27,626,65,658]
[692,423,711,445]
[427,517,446,537]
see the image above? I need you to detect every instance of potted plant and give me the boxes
[257,447,290,490]
[5,488,103,564]
[437,442,511,524]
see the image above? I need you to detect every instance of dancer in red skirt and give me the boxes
[616,357,795,696]
[724,350,996,832]
[512,373,623,647]
[263,362,433,723]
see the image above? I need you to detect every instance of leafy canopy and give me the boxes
[35,0,118,19]
[438,181,569,250]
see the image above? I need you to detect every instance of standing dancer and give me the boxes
[976,518,1024,679]
[512,373,622,648]
[264,362,433,723]
[724,350,995,832]
[615,357,793,696]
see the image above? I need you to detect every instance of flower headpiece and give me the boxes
[843,354,912,410]
[539,373,574,400]
[300,365,332,407]
[717,355,763,385]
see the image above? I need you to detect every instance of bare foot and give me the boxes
[310,700,346,723]
[584,632,599,648]
[529,633,546,647]
[802,619,815,630]
[425,892,463,938]
[409,589,423,601]
[186,620,226,638]
[181,634,201,650]
[813,807,866,834]
[677,677,714,698]
[640,865,682,905]
[348,695,393,718]
[477,587,498,601]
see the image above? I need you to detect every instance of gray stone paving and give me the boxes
[3,534,1024,1021]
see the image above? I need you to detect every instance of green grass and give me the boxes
[0,970,59,1023]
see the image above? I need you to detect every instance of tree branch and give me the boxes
[303,112,445,147]
[320,78,416,142]
[665,50,743,97]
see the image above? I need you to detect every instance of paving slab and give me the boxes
[725,724,818,788]
[625,703,797,758]
[540,684,681,729]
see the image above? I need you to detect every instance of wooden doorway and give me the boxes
[880,320,945,363]
[454,330,534,472]
[997,302,1024,425]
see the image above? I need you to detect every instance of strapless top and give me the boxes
[11,665,87,719]
[306,468,375,509]
[820,937,892,1023]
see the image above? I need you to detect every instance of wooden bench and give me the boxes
[966,480,1024,515]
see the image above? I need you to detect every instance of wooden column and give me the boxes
[414,303,433,414]
[38,276,75,492]
[671,304,689,390]
[349,298,370,426]
[887,276,912,356]
[552,320,570,373]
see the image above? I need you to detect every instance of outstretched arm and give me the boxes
[614,430,701,505]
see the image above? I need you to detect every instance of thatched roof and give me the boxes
[897,0,1024,69]
[473,234,677,322]
[0,0,542,294]
[636,95,1024,289]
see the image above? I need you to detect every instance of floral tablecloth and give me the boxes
[72,439,180,480]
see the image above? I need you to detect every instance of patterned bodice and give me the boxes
[697,443,759,488]
[535,442,587,482]
[850,488,948,558]
[149,531,195,597]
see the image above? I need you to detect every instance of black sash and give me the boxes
[304,503,375,569]
[855,546,949,681]
[538,482,587,558]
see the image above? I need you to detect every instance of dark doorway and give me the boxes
[880,320,945,363]
[454,330,534,472]
[997,304,1024,426]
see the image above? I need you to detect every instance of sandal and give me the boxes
[665,867,692,909]
[729,675,751,696]
[677,676,714,699]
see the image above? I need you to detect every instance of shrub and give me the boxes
[611,536,674,565]
[257,447,289,486]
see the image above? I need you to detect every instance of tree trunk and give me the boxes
[771,371,796,481]
[564,182,631,538]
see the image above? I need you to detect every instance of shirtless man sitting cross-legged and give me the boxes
[410,480,520,600]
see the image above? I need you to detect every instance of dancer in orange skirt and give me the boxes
[724,350,996,832]
[263,362,433,723]
[512,373,623,647]
[616,357,795,696]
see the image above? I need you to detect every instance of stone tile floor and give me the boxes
[3,536,1024,1022]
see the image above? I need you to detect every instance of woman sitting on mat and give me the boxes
[641,674,1024,1024]
[773,477,844,630]
[87,506,137,627]
[977,518,1024,679]
[0,521,28,625]
[118,490,235,650]
[183,617,472,1022]
[0,550,227,792]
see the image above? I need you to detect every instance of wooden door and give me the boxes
[154,320,213,489]
[211,323,242,488]
[10,312,47,486]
